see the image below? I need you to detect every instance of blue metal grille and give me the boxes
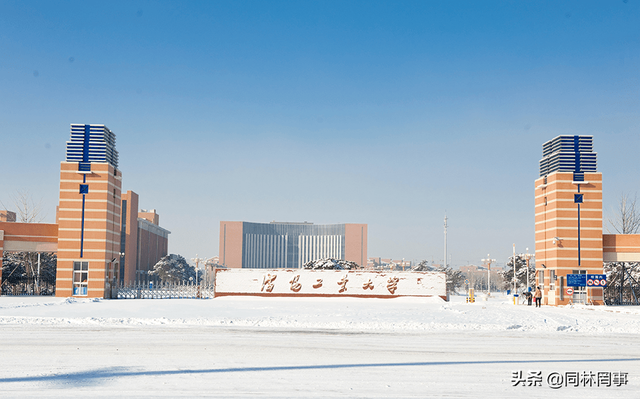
[539,135,597,177]
[65,124,119,168]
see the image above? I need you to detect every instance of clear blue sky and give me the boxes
[1,1,638,267]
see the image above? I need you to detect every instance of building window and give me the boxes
[73,261,88,296]
[538,270,544,288]
[549,270,556,291]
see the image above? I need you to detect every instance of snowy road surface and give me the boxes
[1,295,639,398]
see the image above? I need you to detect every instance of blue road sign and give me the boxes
[567,274,587,287]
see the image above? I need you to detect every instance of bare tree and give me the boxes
[2,252,57,295]
[607,192,640,234]
[603,261,640,305]
[1,189,46,223]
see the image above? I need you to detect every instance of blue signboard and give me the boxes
[566,274,587,287]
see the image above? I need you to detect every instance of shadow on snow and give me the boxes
[1,358,639,387]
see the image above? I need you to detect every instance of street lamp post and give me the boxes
[191,254,206,298]
[203,257,217,286]
[481,255,496,296]
[191,254,206,283]
[525,248,533,291]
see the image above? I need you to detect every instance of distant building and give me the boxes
[0,211,16,222]
[367,257,411,270]
[460,264,501,292]
[459,265,486,274]
[219,221,367,269]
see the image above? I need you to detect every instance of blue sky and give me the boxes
[1,1,638,267]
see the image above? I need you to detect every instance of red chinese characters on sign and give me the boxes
[362,279,374,290]
[338,275,348,293]
[387,277,399,294]
[289,275,302,292]
[312,279,323,289]
[262,274,277,292]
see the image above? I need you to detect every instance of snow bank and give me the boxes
[1,294,639,335]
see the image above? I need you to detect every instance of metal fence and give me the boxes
[1,282,56,296]
[114,281,215,299]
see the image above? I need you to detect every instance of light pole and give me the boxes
[203,257,218,285]
[481,255,496,296]
[191,254,205,287]
[525,248,533,291]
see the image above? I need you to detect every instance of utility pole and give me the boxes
[482,255,496,296]
[444,214,448,269]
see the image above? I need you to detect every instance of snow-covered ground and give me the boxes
[1,294,639,398]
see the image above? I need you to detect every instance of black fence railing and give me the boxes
[1,280,56,296]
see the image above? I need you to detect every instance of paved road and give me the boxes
[1,325,638,398]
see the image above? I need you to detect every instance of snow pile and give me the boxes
[302,258,362,270]
[411,261,434,271]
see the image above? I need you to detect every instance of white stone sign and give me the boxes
[214,269,447,299]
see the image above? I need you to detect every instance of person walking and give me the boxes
[526,291,533,306]
[535,286,542,307]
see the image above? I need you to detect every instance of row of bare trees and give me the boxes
[1,252,57,295]
[2,191,52,294]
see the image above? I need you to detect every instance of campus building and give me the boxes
[219,221,367,269]
[534,135,640,305]
[0,124,170,298]
[119,193,170,284]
